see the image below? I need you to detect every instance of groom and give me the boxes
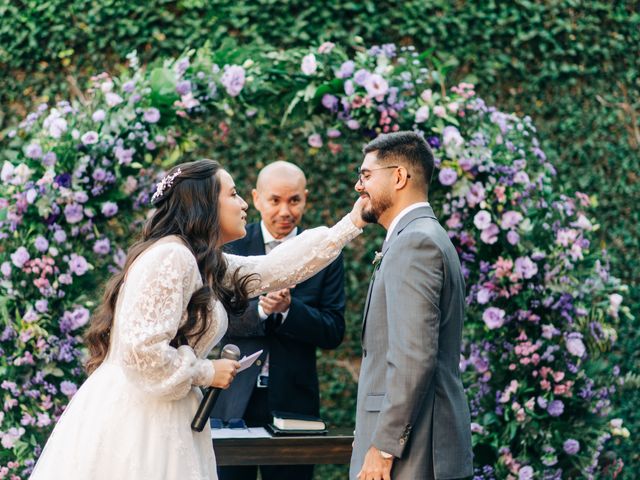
[351,131,473,480]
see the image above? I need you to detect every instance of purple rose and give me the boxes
[11,247,30,268]
[220,65,246,97]
[68,254,89,276]
[438,168,458,186]
[566,333,586,357]
[64,203,84,224]
[143,108,161,124]
[514,171,530,184]
[322,94,339,110]
[60,381,78,397]
[34,236,49,252]
[415,106,430,123]
[176,80,192,96]
[483,307,505,329]
[507,230,520,245]
[25,143,43,159]
[1,261,11,277]
[122,80,136,93]
[480,223,499,244]
[547,400,564,417]
[101,201,118,217]
[563,439,580,455]
[308,134,323,148]
[364,74,389,99]
[514,256,538,279]
[93,238,111,255]
[336,60,355,79]
[473,210,492,230]
[327,128,341,138]
[346,119,360,130]
[114,146,135,165]
[442,126,464,148]
[81,131,99,145]
[476,288,491,304]
[353,69,370,86]
[92,109,106,122]
[501,210,523,229]
[54,229,67,243]
[43,151,57,167]
[344,79,355,96]
[518,466,534,480]
[35,299,49,313]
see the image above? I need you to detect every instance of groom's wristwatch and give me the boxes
[378,449,393,459]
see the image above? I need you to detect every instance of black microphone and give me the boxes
[191,343,241,432]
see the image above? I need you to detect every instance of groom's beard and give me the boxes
[361,191,393,224]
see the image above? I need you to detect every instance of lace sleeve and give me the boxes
[225,214,361,298]
[119,242,215,401]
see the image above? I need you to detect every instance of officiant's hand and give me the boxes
[350,196,368,229]
[211,359,241,389]
[259,288,291,315]
[357,446,393,480]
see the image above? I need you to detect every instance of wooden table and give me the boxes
[213,428,353,466]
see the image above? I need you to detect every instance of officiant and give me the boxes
[212,161,346,480]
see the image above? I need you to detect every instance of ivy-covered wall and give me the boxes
[1,1,638,475]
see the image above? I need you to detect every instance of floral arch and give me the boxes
[0,43,630,479]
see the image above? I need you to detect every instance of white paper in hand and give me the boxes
[237,349,264,373]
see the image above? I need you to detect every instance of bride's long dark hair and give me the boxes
[85,159,253,374]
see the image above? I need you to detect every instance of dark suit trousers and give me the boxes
[217,387,314,480]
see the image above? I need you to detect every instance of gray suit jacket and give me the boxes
[350,205,473,480]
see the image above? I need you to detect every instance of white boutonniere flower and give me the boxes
[372,251,384,268]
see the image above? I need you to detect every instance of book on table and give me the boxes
[268,411,327,435]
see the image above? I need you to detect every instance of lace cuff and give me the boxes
[225,214,361,297]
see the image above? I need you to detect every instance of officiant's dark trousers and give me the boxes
[217,387,314,480]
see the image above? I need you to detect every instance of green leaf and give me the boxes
[149,67,178,106]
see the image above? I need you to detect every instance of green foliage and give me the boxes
[0,1,638,476]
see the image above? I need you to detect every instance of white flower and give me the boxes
[1,161,14,182]
[301,54,317,75]
[43,108,68,138]
[415,106,430,123]
[12,163,32,185]
[105,92,124,107]
[473,210,492,230]
[100,80,114,93]
[420,89,433,102]
[364,74,389,99]
[433,105,446,117]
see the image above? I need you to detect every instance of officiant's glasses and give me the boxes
[356,165,411,184]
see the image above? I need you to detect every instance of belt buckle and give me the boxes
[256,374,269,388]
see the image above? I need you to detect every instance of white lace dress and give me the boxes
[30,215,360,480]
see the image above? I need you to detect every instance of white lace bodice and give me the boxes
[104,214,361,401]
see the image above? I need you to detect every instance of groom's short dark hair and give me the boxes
[363,131,434,188]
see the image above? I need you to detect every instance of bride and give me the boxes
[30,159,365,479]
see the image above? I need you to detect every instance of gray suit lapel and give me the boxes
[360,205,437,345]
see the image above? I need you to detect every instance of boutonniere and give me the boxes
[372,251,384,268]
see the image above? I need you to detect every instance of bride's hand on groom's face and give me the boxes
[350,197,369,229]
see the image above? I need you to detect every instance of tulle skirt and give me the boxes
[30,361,216,480]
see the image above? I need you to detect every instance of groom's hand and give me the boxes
[349,197,368,229]
[357,446,393,480]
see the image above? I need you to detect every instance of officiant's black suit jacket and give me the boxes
[211,222,345,420]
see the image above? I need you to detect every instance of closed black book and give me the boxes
[265,423,328,436]
[270,411,326,431]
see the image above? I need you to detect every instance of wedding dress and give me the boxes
[30,215,360,480]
